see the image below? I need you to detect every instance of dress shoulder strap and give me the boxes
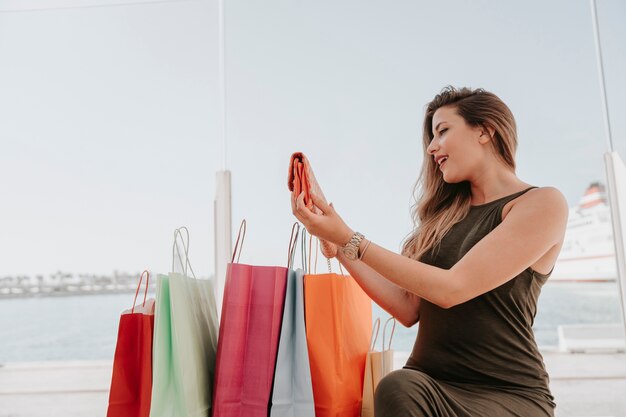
[470,186,538,210]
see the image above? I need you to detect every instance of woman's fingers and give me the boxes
[310,192,330,214]
[291,191,303,222]
[301,192,318,222]
[291,191,309,222]
[296,191,306,213]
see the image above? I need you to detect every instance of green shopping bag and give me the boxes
[150,227,219,417]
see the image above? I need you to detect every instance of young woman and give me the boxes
[291,86,568,416]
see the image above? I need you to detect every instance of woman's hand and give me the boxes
[291,191,354,247]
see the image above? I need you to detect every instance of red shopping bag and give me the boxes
[212,220,298,417]
[107,271,155,417]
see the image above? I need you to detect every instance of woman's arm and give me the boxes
[349,188,569,308]
[296,187,568,309]
[335,249,421,327]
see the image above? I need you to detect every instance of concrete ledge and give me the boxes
[558,324,626,353]
[1,353,625,417]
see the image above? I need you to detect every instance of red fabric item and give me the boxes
[287,152,337,259]
[212,263,288,417]
[106,306,154,417]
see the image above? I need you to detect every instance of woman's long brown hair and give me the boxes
[401,86,518,261]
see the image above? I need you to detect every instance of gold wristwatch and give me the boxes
[342,232,364,260]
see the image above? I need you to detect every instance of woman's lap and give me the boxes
[374,368,554,417]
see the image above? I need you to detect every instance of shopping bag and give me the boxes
[360,317,395,417]
[360,319,380,417]
[150,227,219,417]
[379,318,396,379]
[212,220,291,417]
[107,271,155,417]
[304,238,373,417]
[270,226,315,417]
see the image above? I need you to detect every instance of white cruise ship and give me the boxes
[551,183,617,282]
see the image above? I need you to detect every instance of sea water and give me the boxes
[0,282,622,363]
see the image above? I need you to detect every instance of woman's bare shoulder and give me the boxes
[504,186,568,221]
[526,186,568,207]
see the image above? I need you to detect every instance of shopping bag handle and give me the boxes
[383,317,396,351]
[306,234,345,276]
[369,318,381,351]
[131,270,150,314]
[337,258,345,276]
[301,228,308,272]
[230,220,301,268]
[172,227,197,278]
[308,234,316,274]
[287,222,300,269]
[231,219,246,263]
[172,227,189,274]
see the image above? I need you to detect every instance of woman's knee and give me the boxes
[374,369,431,416]
[375,369,405,401]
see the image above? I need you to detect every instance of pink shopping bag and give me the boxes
[212,220,299,417]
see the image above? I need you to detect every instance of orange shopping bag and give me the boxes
[304,238,372,417]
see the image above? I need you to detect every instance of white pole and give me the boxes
[603,154,626,336]
[218,0,227,170]
[214,171,231,321]
[591,0,626,338]
[214,0,231,320]
[590,0,614,153]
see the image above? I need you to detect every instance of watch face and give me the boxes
[344,247,357,260]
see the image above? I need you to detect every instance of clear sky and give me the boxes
[1,0,625,278]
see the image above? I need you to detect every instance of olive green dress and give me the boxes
[375,187,556,417]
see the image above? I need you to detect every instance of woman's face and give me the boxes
[426,105,488,183]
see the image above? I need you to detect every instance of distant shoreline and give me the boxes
[0,272,211,300]
[0,287,154,300]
